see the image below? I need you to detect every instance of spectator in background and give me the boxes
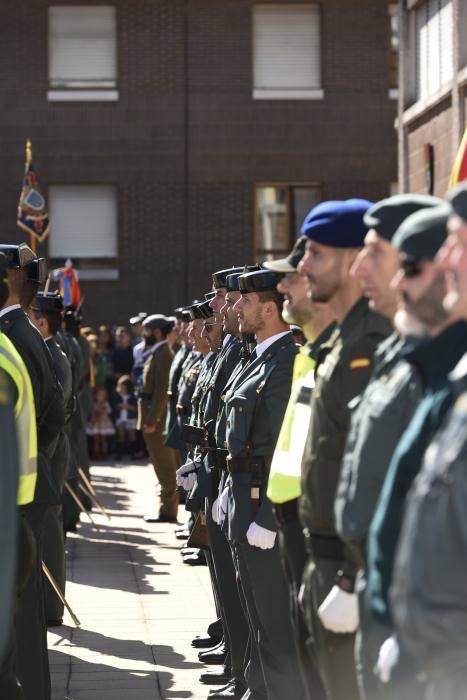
[111,326,134,380]
[114,374,138,459]
[88,334,110,388]
[99,325,115,364]
[86,385,115,460]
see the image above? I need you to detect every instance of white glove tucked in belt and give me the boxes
[375,636,399,683]
[217,486,229,523]
[246,522,276,550]
[212,498,219,524]
[176,460,197,491]
[318,585,359,633]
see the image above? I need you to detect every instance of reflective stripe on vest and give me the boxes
[0,334,37,505]
[267,349,316,504]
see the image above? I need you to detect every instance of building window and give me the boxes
[252,4,323,100]
[415,0,453,102]
[48,6,118,102]
[388,4,399,98]
[255,184,321,260]
[49,185,118,279]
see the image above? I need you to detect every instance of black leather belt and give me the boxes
[273,499,299,525]
[303,529,344,561]
[226,455,265,474]
[181,423,206,447]
[211,449,228,470]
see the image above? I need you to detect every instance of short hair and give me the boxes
[33,310,62,337]
[117,374,134,393]
[116,325,129,336]
[257,289,284,317]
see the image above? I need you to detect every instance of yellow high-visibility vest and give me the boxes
[0,333,37,505]
[267,347,316,504]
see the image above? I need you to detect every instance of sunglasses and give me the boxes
[400,257,423,278]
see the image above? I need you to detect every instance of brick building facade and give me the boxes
[0,0,397,325]
[398,0,467,196]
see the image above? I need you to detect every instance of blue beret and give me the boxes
[300,199,373,248]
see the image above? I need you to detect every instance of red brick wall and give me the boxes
[0,0,397,326]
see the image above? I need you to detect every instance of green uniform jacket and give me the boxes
[137,341,173,429]
[367,320,467,624]
[0,308,65,505]
[335,332,425,568]
[164,343,191,438]
[224,332,297,542]
[0,369,19,663]
[46,337,73,489]
[299,297,391,576]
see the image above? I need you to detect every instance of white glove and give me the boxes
[180,471,197,492]
[246,522,277,550]
[218,486,229,522]
[176,460,195,486]
[318,585,359,633]
[375,636,400,684]
[212,498,219,524]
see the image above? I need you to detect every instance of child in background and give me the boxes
[114,375,138,459]
[86,386,116,460]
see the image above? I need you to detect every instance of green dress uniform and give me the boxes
[390,366,467,699]
[299,297,391,700]
[0,305,65,700]
[0,369,19,666]
[43,335,73,624]
[220,328,307,700]
[164,342,191,459]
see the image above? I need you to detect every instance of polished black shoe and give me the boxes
[183,551,207,566]
[208,679,247,699]
[144,514,178,523]
[192,633,223,649]
[181,546,199,555]
[47,618,63,627]
[199,643,227,665]
[199,668,232,685]
[175,528,190,540]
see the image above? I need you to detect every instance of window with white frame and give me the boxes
[415,0,453,102]
[255,184,321,259]
[252,4,322,100]
[48,6,118,101]
[49,185,118,279]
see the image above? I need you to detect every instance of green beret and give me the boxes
[447,183,467,222]
[364,194,442,242]
[392,202,451,260]
[263,236,307,273]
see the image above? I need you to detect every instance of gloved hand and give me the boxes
[375,636,399,683]
[318,586,359,633]
[176,461,197,491]
[246,522,277,550]
[212,498,219,524]
[217,486,229,522]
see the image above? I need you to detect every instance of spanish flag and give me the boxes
[449,126,467,188]
[17,140,51,243]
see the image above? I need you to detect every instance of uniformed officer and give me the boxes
[385,185,467,699]
[30,291,73,625]
[263,236,335,700]
[164,308,192,465]
[139,314,179,523]
[0,243,65,700]
[217,268,308,700]
[368,191,467,694]
[0,251,37,697]
[333,194,441,699]
[297,200,392,700]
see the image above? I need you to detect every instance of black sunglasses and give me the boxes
[400,257,423,278]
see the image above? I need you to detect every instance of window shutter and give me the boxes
[415,0,453,101]
[49,6,117,88]
[253,4,321,97]
[49,185,117,259]
[439,0,453,87]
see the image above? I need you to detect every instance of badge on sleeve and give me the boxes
[350,357,370,370]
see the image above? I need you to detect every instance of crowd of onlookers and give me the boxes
[80,314,176,460]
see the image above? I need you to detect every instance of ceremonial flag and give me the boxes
[17,140,51,244]
[53,259,81,307]
[449,126,467,188]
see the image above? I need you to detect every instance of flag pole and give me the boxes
[24,140,37,254]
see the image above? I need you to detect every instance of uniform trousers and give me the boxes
[42,504,66,624]
[16,504,51,700]
[206,504,249,683]
[233,540,308,700]
[0,513,36,699]
[144,424,179,518]
[301,555,360,700]
[275,513,326,700]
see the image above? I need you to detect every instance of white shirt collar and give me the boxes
[222,334,232,348]
[202,351,213,366]
[0,304,21,319]
[255,331,291,358]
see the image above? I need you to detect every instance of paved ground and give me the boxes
[48,461,215,700]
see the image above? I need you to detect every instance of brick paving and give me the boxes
[48,461,214,700]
